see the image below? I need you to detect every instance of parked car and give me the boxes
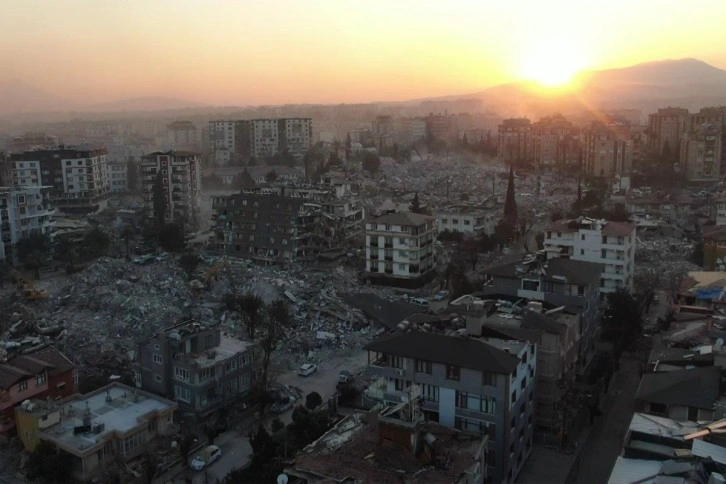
[433,290,450,301]
[190,445,222,471]
[410,297,429,307]
[271,396,293,414]
[298,363,318,377]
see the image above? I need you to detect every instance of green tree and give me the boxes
[410,192,422,213]
[152,171,166,229]
[178,253,200,280]
[27,441,74,484]
[260,300,291,395]
[305,391,323,410]
[54,236,78,272]
[494,218,516,248]
[159,222,185,253]
[362,152,381,175]
[503,166,517,223]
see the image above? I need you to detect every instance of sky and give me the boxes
[1,0,725,106]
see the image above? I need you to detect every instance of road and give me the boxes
[186,433,252,484]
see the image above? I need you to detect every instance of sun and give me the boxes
[519,40,586,88]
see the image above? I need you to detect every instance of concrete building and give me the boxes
[406,118,427,145]
[364,212,437,288]
[582,122,633,178]
[715,196,726,226]
[285,408,488,484]
[0,185,55,262]
[141,151,201,226]
[9,147,110,214]
[208,120,246,166]
[647,107,690,155]
[166,120,198,151]
[107,161,128,193]
[15,383,176,482]
[544,217,636,295]
[436,207,496,236]
[498,118,533,166]
[278,118,313,158]
[365,331,536,483]
[702,226,726,271]
[680,122,723,182]
[532,115,581,171]
[0,346,76,436]
[481,254,602,373]
[134,320,260,418]
[9,132,59,152]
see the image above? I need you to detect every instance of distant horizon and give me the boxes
[2,1,726,107]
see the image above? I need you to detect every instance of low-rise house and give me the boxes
[677,271,726,308]
[0,345,76,436]
[436,206,497,236]
[364,331,536,483]
[285,407,488,484]
[635,366,723,421]
[15,383,176,482]
[134,320,260,418]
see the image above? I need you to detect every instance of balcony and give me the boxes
[384,256,393,261]
[384,243,393,249]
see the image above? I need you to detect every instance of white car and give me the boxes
[298,363,317,377]
[190,445,222,471]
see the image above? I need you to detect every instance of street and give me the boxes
[186,433,252,484]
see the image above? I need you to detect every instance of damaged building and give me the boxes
[134,320,260,418]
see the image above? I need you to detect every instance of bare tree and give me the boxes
[260,300,291,391]
[634,269,662,312]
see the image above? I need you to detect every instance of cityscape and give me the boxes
[1,1,726,484]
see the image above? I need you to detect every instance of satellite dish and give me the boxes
[277,474,289,484]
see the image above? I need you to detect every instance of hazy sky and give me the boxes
[2,0,725,105]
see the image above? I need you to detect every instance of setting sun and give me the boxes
[520,40,587,88]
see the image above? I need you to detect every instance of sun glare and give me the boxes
[519,40,586,88]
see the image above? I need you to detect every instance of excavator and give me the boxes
[10,270,49,301]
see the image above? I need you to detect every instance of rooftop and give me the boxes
[191,334,253,369]
[29,383,176,455]
[0,345,72,389]
[548,217,635,237]
[366,331,520,374]
[484,253,602,286]
[636,367,722,410]
[367,211,434,227]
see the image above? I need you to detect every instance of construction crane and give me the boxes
[10,270,49,301]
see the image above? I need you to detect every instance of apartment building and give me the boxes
[9,147,110,214]
[647,107,690,155]
[15,383,176,483]
[107,161,128,193]
[715,196,726,226]
[545,218,636,296]
[365,331,536,483]
[211,191,318,261]
[582,122,633,178]
[364,212,437,288]
[680,123,723,182]
[481,254,602,373]
[134,320,260,417]
[0,346,76,436]
[436,207,496,236]
[166,120,198,151]
[278,118,313,158]
[532,115,581,171]
[702,226,726,271]
[0,186,55,262]
[498,118,533,165]
[141,150,201,226]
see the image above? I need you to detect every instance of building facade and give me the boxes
[364,212,437,288]
[498,119,533,166]
[437,208,496,236]
[647,107,690,155]
[167,120,198,151]
[0,186,55,262]
[209,118,312,165]
[680,122,723,182]
[365,331,536,483]
[107,161,128,193]
[582,122,633,178]
[135,320,260,417]
[532,115,581,171]
[141,151,201,226]
[9,147,110,214]
[544,218,636,295]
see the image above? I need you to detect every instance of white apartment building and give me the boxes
[0,186,55,261]
[209,120,238,166]
[543,217,636,296]
[167,121,198,151]
[364,212,437,287]
[141,151,201,226]
[9,147,110,214]
[279,118,312,158]
[108,161,128,193]
[250,119,280,159]
[715,196,726,226]
[437,209,496,236]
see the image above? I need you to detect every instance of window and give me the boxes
[399,237,406,244]
[581,234,585,241]
[464,220,471,225]
[153,354,162,364]
[522,279,539,291]
[482,372,496,386]
[456,391,496,414]
[415,359,432,374]
[398,263,406,271]
[122,429,148,456]
[442,218,448,224]
[174,366,190,382]
[446,365,460,381]
[421,384,439,402]
[174,385,191,403]
[511,390,517,403]
[580,249,584,255]
[154,374,162,383]
[36,372,46,385]
[601,249,607,259]
[452,219,459,224]
[199,368,214,382]
[602,235,607,244]
[18,380,28,391]
[225,360,238,374]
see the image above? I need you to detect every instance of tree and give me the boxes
[121,225,134,260]
[265,169,278,183]
[226,292,265,339]
[276,149,297,168]
[459,238,480,271]
[178,433,193,467]
[411,192,422,214]
[362,152,381,175]
[178,253,200,281]
[152,171,166,229]
[259,300,291,396]
[693,241,704,266]
[634,269,661,313]
[247,156,258,166]
[602,288,642,358]
[345,132,352,160]
[27,441,74,484]
[17,232,50,280]
[126,159,138,193]
[494,218,516,248]
[503,166,518,223]
[84,227,110,258]
[305,391,323,410]
[159,222,185,252]
[54,236,78,272]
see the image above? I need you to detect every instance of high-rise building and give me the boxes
[647,107,690,156]
[277,118,313,158]
[0,186,55,262]
[166,120,198,151]
[9,147,109,214]
[582,122,633,178]
[141,151,201,226]
[498,118,533,166]
[680,122,723,182]
[532,115,580,171]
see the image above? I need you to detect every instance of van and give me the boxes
[410,297,429,307]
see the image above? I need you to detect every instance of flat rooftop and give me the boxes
[33,383,175,453]
[191,334,252,369]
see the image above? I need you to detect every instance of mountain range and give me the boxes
[0,58,725,118]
